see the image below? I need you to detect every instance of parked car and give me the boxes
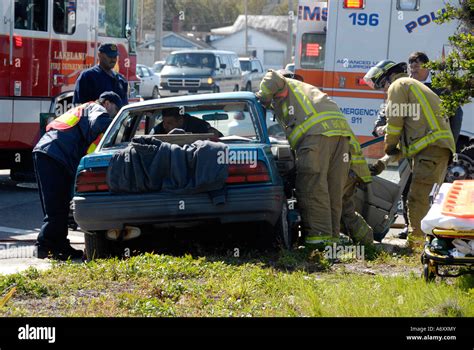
[284,63,295,72]
[136,64,161,99]
[159,50,242,97]
[239,57,265,92]
[72,92,409,258]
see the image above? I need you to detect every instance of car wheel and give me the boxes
[212,86,220,93]
[151,86,159,99]
[246,82,252,92]
[445,141,474,182]
[84,231,119,260]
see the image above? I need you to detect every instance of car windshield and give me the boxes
[101,101,261,148]
[165,53,216,68]
[240,61,251,72]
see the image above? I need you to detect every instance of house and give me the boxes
[210,15,295,70]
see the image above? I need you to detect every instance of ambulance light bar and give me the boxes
[343,0,365,9]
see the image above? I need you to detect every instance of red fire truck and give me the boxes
[0,0,139,180]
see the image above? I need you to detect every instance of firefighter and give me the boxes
[364,60,455,246]
[256,69,367,247]
[33,92,122,260]
[277,71,374,247]
[371,52,464,240]
[73,43,128,106]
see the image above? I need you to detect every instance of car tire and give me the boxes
[152,86,159,99]
[246,82,252,92]
[212,86,220,93]
[84,231,118,260]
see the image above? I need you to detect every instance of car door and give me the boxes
[214,55,226,92]
[140,66,152,97]
[353,138,411,242]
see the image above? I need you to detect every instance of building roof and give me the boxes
[211,27,291,45]
[211,15,296,35]
[142,31,213,50]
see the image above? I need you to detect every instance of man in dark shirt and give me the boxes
[152,107,223,137]
[33,92,122,260]
[73,43,128,106]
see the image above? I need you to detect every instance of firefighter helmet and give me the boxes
[363,60,407,90]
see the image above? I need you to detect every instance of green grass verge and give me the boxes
[0,251,472,317]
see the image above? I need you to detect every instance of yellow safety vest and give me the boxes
[46,102,103,154]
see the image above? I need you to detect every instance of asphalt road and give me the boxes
[0,170,84,274]
[0,168,406,275]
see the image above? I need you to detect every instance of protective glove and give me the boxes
[384,144,402,156]
[369,160,386,176]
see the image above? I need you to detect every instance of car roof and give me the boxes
[123,92,258,110]
[169,50,238,55]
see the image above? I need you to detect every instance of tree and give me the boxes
[426,0,473,118]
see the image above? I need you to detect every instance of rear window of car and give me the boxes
[101,101,261,148]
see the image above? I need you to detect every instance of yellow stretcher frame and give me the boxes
[421,228,474,281]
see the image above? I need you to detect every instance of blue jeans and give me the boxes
[33,152,74,248]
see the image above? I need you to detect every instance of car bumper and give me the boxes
[73,186,284,231]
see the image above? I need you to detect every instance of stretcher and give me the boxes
[420,180,474,282]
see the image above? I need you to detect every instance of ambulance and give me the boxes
[295,0,473,176]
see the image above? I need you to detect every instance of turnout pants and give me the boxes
[407,146,451,238]
[295,135,350,240]
[33,152,74,249]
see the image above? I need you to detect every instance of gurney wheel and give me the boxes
[423,261,437,282]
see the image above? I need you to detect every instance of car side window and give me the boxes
[141,67,150,77]
[251,61,259,72]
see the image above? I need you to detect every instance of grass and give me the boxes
[0,249,473,317]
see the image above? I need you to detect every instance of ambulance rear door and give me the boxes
[327,0,391,140]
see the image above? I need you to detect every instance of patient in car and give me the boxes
[151,107,222,137]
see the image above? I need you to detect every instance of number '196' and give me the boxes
[349,13,379,26]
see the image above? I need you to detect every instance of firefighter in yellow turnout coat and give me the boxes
[365,61,455,243]
[257,70,371,246]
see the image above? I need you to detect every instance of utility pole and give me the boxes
[139,0,144,43]
[244,0,248,57]
[286,0,294,65]
[154,0,163,62]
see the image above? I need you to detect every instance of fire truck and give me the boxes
[295,0,473,176]
[0,0,139,180]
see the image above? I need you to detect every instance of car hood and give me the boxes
[161,65,213,77]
